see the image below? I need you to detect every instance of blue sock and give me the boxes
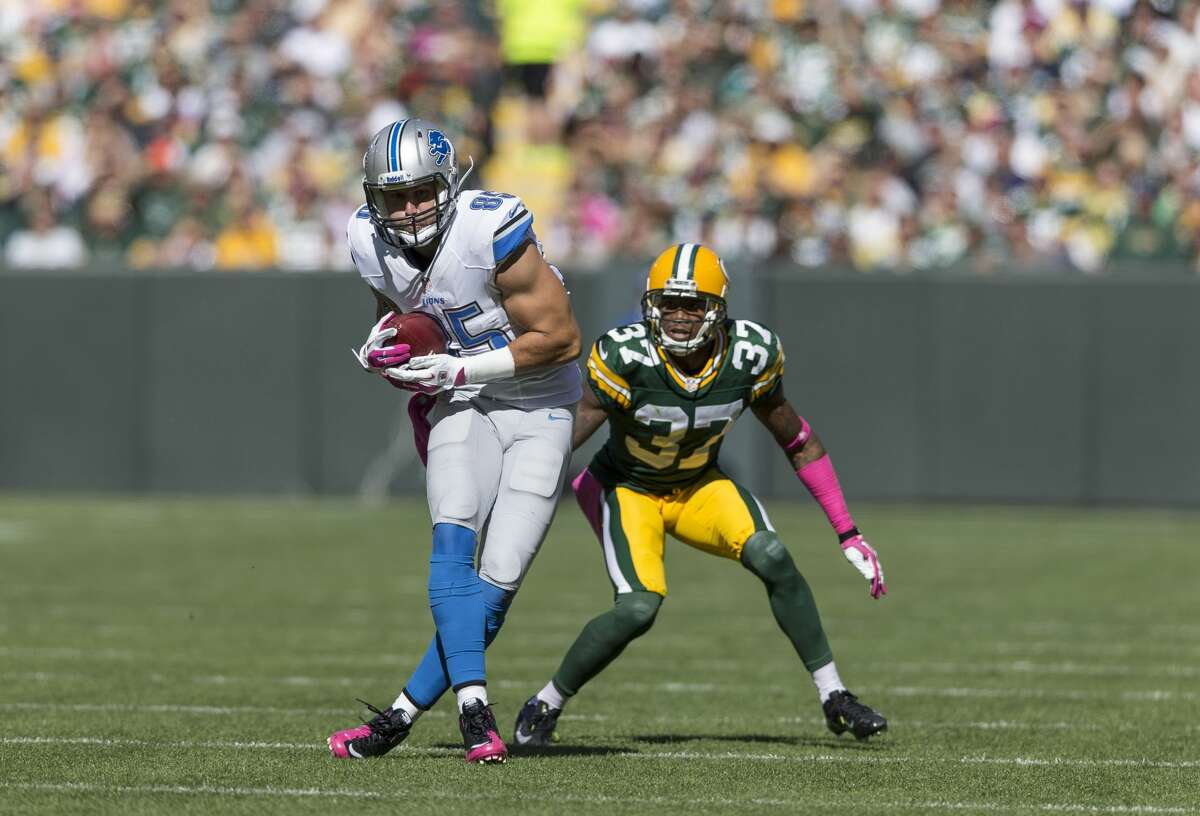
[427,523,485,689]
[403,580,516,709]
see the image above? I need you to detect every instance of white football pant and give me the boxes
[424,396,574,591]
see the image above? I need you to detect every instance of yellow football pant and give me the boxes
[597,470,774,596]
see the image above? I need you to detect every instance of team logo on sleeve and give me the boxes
[427,131,451,166]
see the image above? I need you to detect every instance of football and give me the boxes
[381,311,449,357]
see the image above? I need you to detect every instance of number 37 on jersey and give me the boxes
[585,319,785,493]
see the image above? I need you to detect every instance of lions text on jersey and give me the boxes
[347,189,582,409]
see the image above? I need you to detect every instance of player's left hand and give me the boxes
[841,534,887,599]
[385,354,467,394]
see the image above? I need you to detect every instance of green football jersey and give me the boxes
[585,318,785,494]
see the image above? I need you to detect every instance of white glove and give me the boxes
[841,534,887,599]
[352,311,397,372]
[385,354,467,394]
[386,347,516,395]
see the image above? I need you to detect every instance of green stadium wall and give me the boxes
[2,269,1197,505]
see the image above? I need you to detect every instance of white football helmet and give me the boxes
[361,118,474,248]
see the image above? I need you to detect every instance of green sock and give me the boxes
[552,591,662,697]
[741,531,833,671]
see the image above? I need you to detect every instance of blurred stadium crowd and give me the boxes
[2,0,1199,274]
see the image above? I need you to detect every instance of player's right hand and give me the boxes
[352,311,399,372]
[841,534,887,599]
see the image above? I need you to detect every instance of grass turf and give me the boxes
[0,495,1198,815]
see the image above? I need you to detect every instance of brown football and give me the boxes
[381,311,449,357]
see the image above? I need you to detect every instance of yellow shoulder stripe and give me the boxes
[751,351,785,397]
[587,346,632,407]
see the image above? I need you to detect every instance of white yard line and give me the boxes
[4,735,1198,771]
[6,644,1200,678]
[5,599,1199,641]
[4,670,1197,702]
[0,781,1195,814]
[0,701,605,721]
[879,661,1200,679]
[0,646,427,667]
[0,702,353,716]
[2,701,1169,733]
[0,736,317,750]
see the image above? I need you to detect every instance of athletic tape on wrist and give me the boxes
[463,347,515,384]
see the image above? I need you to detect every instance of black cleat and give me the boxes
[512,696,562,747]
[459,699,507,763]
[328,698,413,758]
[823,690,888,741]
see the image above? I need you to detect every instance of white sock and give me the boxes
[455,684,488,711]
[812,661,845,704]
[536,680,566,710]
[390,691,423,723]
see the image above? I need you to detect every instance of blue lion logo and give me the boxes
[427,130,451,166]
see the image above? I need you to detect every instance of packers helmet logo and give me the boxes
[427,130,451,166]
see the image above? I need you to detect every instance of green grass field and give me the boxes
[1,495,1198,815]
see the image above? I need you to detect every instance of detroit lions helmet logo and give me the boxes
[427,130,451,166]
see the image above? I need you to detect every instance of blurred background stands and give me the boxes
[1,0,1198,275]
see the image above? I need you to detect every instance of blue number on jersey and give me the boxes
[469,191,515,211]
[444,302,510,350]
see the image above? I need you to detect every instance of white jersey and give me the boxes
[347,190,582,409]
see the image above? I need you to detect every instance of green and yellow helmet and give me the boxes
[641,243,730,354]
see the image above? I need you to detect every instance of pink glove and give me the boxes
[841,534,887,599]
[367,342,412,370]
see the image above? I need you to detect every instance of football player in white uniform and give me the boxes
[327,118,582,764]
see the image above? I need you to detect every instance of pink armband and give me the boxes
[784,417,812,454]
[796,454,856,537]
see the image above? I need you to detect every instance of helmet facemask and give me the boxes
[364,174,456,248]
[642,279,726,355]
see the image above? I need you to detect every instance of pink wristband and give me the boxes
[784,417,812,454]
[796,454,856,536]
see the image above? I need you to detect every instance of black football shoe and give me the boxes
[459,698,507,763]
[328,699,413,758]
[822,690,888,741]
[512,695,562,747]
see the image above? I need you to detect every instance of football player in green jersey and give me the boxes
[514,243,889,745]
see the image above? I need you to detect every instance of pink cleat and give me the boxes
[328,699,412,759]
[459,699,508,764]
